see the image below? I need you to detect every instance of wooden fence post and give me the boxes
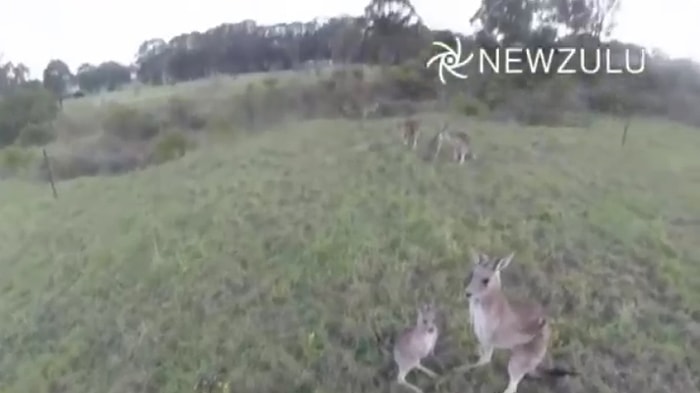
[621,116,631,147]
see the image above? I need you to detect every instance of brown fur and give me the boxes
[401,118,421,150]
[393,304,439,393]
[462,251,575,393]
[428,123,474,163]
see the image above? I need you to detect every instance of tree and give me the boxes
[329,17,365,64]
[0,56,30,94]
[470,0,622,46]
[548,0,621,39]
[11,63,30,84]
[42,59,73,106]
[75,61,131,93]
[135,38,170,84]
[76,63,99,92]
[362,0,424,65]
[0,84,59,146]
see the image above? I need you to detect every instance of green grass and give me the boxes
[0,114,699,393]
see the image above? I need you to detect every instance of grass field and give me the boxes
[0,112,699,393]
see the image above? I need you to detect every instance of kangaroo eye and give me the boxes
[423,319,429,324]
[481,278,489,285]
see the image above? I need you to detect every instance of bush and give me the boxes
[52,111,101,140]
[48,148,145,180]
[351,68,365,82]
[0,147,37,177]
[485,76,590,127]
[165,96,207,131]
[102,103,161,141]
[453,94,488,117]
[262,76,279,90]
[150,132,194,164]
[0,84,59,146]
[48,152,101,179]
[383,63,436,100]
[17,122,56,146]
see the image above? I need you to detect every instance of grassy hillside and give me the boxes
[62,65,370,110]
[0,114,699,393]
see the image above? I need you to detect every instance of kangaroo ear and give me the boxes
[470,248,481,265]
[418,302,432,316]
[495,252,515,271]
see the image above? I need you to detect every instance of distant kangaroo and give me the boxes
[427,122,474,163]
[462,251,577,393]
[360,101,380,128]
[401,118,421,150]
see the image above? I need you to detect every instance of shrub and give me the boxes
[486,77,590,127]
[383,63,436,101]
[47,148,144,180]
[0,147,37,177]
[102,103,160,141]
[17,122,56,147]
[262,77,279,90]
[150,132,194,164]
[351,68,365,82]
[52,111,101,140]
[0,84,59,146]
[48,152,101,180]
[453,94,488,117]
[165,96,207,131]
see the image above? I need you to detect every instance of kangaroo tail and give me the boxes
[525,366,579,380]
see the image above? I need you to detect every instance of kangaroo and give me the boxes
[426,123,448,162]
[362,101,380,119]
[447,130,474,164]
[462,251,577,393]
[401,118,421,150]
[443,131,474,165]
[360,101,380,128]
[427,122,474,164]
[393,303,440,393]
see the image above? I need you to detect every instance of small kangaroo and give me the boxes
[462,251,577,393]
[401,118,421,150]
[360,101,380,128]
[426,123,448,162]
[447,130,474,163]
[428,122,474,163]
[393,303,439,393]
[362,101,380,119]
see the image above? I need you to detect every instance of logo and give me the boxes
[426,38,473,84]
[426,40,646,84]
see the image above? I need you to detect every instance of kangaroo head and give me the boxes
[432,122,449,142]
[416,303,437,333]
[464,250,514,300]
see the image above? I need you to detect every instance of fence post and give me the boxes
[620,117,631,147]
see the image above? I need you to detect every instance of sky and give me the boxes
[0,0,697,79]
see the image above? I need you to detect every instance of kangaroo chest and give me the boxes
[469,299,499,345]
[416,329,438,355]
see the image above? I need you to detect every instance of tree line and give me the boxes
[2,0,628,98]
[4,0,700,148]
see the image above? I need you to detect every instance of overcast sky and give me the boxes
[0,0,696,78]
